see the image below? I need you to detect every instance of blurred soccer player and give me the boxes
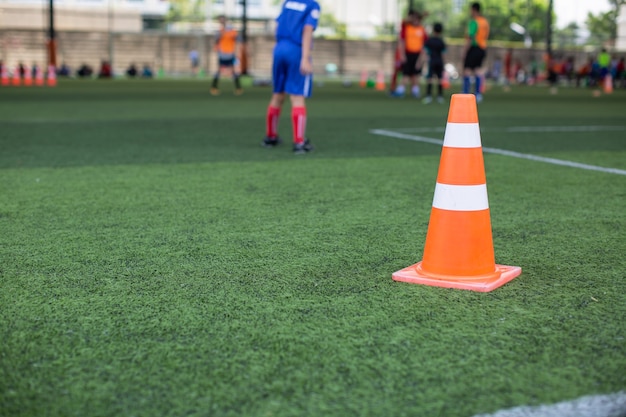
[395,10,427,98]
[263,0,320,154]
[462,2,490,101]
[422,22,446,104]
[211,15,242,96]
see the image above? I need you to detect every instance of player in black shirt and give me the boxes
[423,23,446,104]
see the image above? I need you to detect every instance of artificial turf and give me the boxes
[1,80,625,417]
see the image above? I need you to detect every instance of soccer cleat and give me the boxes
[210,88,220,96]
[422,96,433,104]
[293,139,314,155]
[476,93,483,103]
[263,136,282,147]
[234,88,244,96]
[437,96,445,104]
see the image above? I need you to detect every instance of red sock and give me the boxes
[266,106,281,138]
[291,107,307,144]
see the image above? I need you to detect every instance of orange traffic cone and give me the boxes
[359,69,368,88]
[603,74,613,94]
[12,65,21,86]
[35,66,44,86]
[1,65,9,86]
[23,65,32,86]
[375,70,386,91]
[393,94,521,292]
[442,70,450,90]
[46,65,57,87]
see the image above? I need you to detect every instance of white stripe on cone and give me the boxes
[443,123,482,148]
[432,183,489,211]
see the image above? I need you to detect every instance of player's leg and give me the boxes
[463,48,475,94]
[279,44,314,154]
[474,48,486,99]
[423,65,433,103]
[264,49,287,147]
[211,61,222,95]
[229,61,243,95]
[289,95,313,154]
[435,64,444,102]
[265,92,285,146]
[396,56,412,97]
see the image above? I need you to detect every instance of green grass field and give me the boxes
[1,79,625,417]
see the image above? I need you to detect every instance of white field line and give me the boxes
[471,391,626,417]
[390,126,626,133]
[369,129,626,176]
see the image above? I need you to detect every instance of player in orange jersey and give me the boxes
[394,10,428,98]
[211,15,243,96]
[462,2,489,101]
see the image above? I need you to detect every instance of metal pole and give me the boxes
[546,0,553,57]
[240,0,248,74]
[47,0,56,66]
[109,0,114,70]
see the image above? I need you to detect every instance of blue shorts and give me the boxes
[272,41,313,97]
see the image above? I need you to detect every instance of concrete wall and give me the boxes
[0,4,142,32]
[617,5,626,51]
[0,29,596,79]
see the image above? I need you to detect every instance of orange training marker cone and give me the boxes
[603,74,613,94]
[23,65,32,86]
[35,66,44,86]
[442,70,450,89]
[392,94,521,292]
[1,65,9,86]
[375,70,386,91]
[46,65,57,87]
[12,66,21,86]
[359,69,368,88]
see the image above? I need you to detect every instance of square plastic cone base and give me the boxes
[392,262,522,292]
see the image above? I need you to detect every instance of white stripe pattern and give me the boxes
[303,74,311,97]
[443,123,482,148]
[369,129,626,176]
[432,183,489,211]
[297,115,306,140]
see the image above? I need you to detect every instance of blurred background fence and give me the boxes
[0,28,596,80]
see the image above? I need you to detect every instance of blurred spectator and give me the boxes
[142,64,154,78]
[189,49,199,76]
[77,63,93,78]
[18,62,26,78]
[98,60,112,78]
[504,48,513,86]
[576,57,594,87]
[58,63,71,77]
[562,57,575,85]
[616,57,625,88]
[490,56,502,81]
[597,48,611,85]
[126,63,138,78]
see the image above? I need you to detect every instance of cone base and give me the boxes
[392,262,521,292]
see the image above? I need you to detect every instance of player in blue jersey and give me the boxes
[263,0,320,154]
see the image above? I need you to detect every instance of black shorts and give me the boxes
[403,52,422,76]
[464,46,486,70]
[218,57,235,67]
[427,63,444,80]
